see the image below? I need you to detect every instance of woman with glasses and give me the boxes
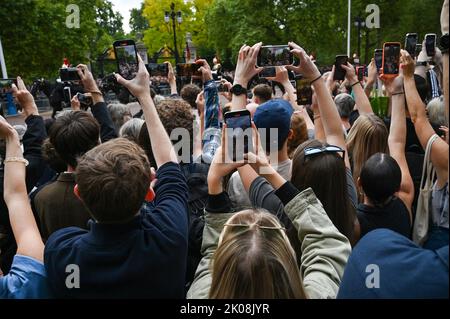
[187,126,351,299]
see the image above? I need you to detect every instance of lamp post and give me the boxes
[165,3,182,65]
[354,16,366,63]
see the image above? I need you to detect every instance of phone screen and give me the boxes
[258,45,293,67]
[374,49,383,72]
[225,111,253,161]
[114,40,139,80]
[63,86,72,105]
[334,55,348,81]
[146,63,169,77]
[0,79,17,94]
[215,81,229,92]
[415,44,423,57]
[357,66,365,81]
[296,77,313,105]
[405,33,418,58]
[425,34,436,57]
[383,43,401,75]
[177,63,201,77]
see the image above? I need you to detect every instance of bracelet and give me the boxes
[310,74,322,85]
[392,92,405,96]
[3,157,29,166]
[89,90,103,96]
[351,81,361,87]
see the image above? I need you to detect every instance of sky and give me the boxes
[110,0,143,33]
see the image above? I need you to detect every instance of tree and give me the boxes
[130,4,150,35]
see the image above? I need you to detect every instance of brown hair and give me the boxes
[209,209,306,299]
[49,111,100,168]
[346,113,389,199]
[291,139,356,243]
[138,99,194,166]
[181,84,202,109]
[75,138,151,223]
[253,84,273,104]
[288,112,308,159]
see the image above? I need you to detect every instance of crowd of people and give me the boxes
[0,0,448,299]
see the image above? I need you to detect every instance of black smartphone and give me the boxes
[357,66,366,81]
[415,44,423,57]
[259,67,276,78]
[334,55,348,81]
[224,110,253,161]
[176,63,202,77]
[374,49,383,72]
[405,33,418,58]
[382,42,401,76]
[257,45,294,67]
[425,33,436,57]
[113,40,139,80]
[146,63,169,77]
[60,68,81,82]
[76,92,93,106]
[63,86,72,105]
[215,81,229,92]
[295,77,313,106]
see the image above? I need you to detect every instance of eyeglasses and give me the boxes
[304,145,345,160]
[224,223,286,231]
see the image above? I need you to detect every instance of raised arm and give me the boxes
[287,43,351,169]
[342,63,373,115]
[383,75,414,219]
[116,56,178,167]
[0,116,44,262]
[402,50,449,186]
[364,59,378,98]
[166,62,178,96]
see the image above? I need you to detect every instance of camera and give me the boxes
[60,68,81,82]
[146,63,169,77]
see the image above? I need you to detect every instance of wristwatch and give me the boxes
[416,61,428,67]
[440,34,449,54]
[230,84,247,96]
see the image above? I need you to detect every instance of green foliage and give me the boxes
[0,0,124,81]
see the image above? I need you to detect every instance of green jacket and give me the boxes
[187,187,351,299]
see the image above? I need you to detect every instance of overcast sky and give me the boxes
[110,0,143,33]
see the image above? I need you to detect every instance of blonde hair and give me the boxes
[288,112,308,159]
[346,113,389,198]
[209,209,307,299]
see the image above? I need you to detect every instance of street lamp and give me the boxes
[164,3,182,65]
[354,16,366,64]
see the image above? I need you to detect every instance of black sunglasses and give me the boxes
[304,145,345,161]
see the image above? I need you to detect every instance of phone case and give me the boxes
[380,42,401,79]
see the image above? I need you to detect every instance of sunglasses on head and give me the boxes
[304,145,345,161]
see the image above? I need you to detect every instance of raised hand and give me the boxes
[115,55,151,100]
[286,42,321,81]
[234,43,263,86]
[11,76,39,118]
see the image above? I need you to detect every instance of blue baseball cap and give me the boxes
[253,99,293,152]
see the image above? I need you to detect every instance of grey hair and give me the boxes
[119,118,145,144]
[107,103,132,132]
[427,96,447,127]
[153,95,166,106]
[334,93,355,119]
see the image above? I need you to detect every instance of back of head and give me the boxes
[346,113,389,183]
[287,112,308,159]
[107,103,131,133]
[427,96,447,127]
[138,99,194,165]
[42,138,66,173]
[360,153,401,206]
[75,138,151,223]
[49,111,100,168]
[253,84,273,104]
[291,140,355,240]
[181,84,202,109]
[334,93,355,119]
[253,99,293,153]
[119,118,145,144]
[210,209,306,299]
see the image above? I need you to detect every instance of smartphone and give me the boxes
[146,63,169,77]
[415,44,423,57]
[425,33,436,57]
[334,55,349,81]
[176,63,202,77]
[76,92,93,106]
[113,40,139,80]
[63,86,72,105]
[295,77,313,105]
[60,68,81,82]
[215,81,229,92]
[405,33,418,58]
[356,66,366,81]
[381,42,401,77]
[224,110,253,161]
[259,67,276,78]
[0,78,18,92]
[374,49,383,72]
[257,45,294,67]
